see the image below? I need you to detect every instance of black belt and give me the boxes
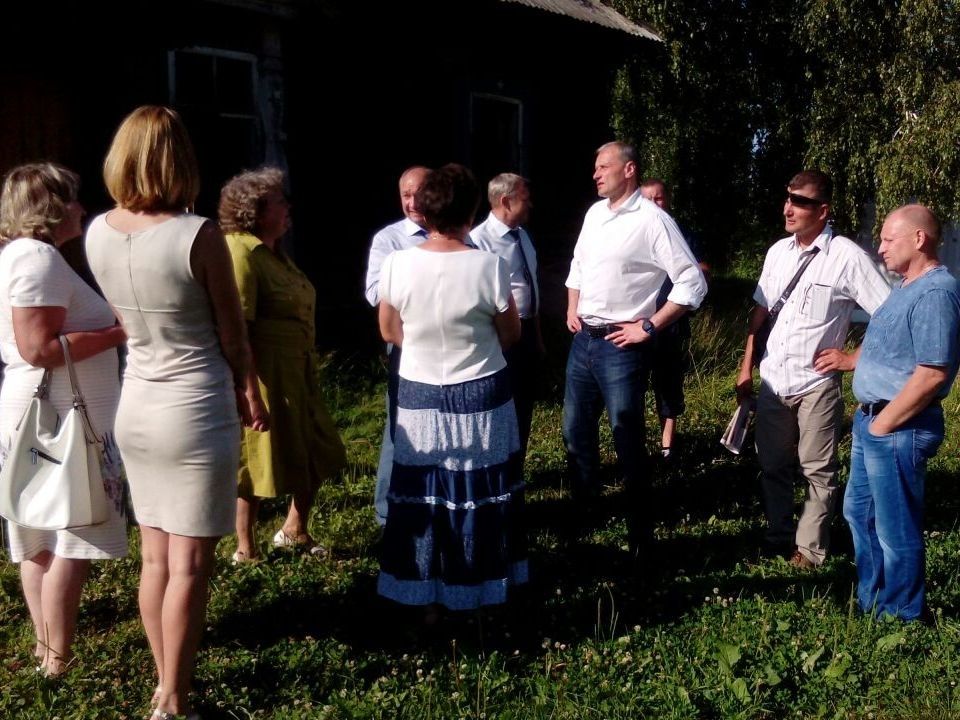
[859,399,940,416]
[581,323,620,338]
[859,401,888,416]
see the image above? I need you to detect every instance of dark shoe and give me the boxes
[788,550,816,570]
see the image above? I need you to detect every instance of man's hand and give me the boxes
[566,309,582,333]
[814,348,856,374]
[605,320,652,348]
[735,368,755,404]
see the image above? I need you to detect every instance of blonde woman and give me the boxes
[85,106,266,720]
[0,163,127,677]
[219,168,345,563]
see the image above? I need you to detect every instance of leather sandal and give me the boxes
[272,529,328,558]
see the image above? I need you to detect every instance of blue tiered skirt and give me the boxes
[378,368,528,610]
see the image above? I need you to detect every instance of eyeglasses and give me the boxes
[786,192,826,208]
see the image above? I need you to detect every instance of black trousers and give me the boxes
[504,317,540,458]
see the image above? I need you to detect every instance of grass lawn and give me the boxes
[3,278,960,719]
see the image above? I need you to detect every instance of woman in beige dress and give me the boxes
[85,106,267,720]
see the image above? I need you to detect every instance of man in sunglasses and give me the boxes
[736,170,891,569]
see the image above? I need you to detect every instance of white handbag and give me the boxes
[0,336,109,530]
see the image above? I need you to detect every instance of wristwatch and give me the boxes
[642,319,657,337]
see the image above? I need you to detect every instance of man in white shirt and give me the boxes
[470,173,542,457]
[564,141,707,550]
[365,165,429,526]
[736,170,891,569]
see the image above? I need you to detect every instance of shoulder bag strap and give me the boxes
[768,245,821,320]
[58,335,102,444]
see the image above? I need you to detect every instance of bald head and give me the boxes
[399,166,430,225]
[878,203,942,277]
[886,204,941,249]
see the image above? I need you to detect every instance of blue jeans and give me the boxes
[562,331,650,541]
[843,406,943,619]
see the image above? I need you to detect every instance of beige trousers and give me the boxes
[755,376,843,565]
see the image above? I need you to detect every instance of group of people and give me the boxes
[0,106,343,720]
[737,170,959,621]
[0,117,954,716]
[363,143,709,614]
[367,148,959,626]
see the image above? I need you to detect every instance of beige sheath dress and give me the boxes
[85,213,239,537]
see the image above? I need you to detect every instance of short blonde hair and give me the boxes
[103,105,200,212]
[218,167,285,234]
[0,162,80,245]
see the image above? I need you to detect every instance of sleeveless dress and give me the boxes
[85,214,240,537]
[0,238,128,562]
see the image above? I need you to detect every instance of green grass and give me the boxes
[3,279,960,718]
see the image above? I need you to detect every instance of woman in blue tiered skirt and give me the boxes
[376,164,527,610]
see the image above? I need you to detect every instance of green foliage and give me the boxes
[608,0,810,272]
[798,0,960,231]
[611,0,960,259]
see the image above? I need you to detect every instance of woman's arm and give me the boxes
[12,306,125,369]
[241,323,270,430]
[494,296,521,350]
[191,221,268,431]
[379,301,403,346]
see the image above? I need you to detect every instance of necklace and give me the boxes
[903,262,941,285]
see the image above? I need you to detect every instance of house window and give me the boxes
[470,93,523,187]
[168,48,261,214]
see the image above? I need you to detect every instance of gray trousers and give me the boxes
[755,376,842,565]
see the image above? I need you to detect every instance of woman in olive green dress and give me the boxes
[219,168,346,562]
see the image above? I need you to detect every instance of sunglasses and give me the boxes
[786,192,826,208]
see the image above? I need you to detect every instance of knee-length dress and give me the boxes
[85,214,239,538]
[0,238,127,562]
[376,246,527,610]
[225,232,345,498]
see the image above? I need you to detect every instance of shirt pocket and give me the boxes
[801,283,833,322]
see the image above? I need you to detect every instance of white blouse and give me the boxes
[379,246,511,385]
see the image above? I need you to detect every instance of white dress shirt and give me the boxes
[469,212,539,318]
[754,229,891,397]
[364,217,426,306]
[565,189,706,325]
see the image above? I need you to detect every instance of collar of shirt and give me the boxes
[226,231,263,253]
[787,227,833,255]
[402,217,426,237]
[598,188,645,222]
[484,212,515,239]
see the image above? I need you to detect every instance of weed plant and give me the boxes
[2,278,960,718]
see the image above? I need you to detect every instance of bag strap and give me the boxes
[768,245,821,320]
[33,368,52,400]
[58,335,102,444]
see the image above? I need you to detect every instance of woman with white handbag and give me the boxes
[0,163,128,677]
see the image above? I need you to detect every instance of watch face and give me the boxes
[643,320,655,334]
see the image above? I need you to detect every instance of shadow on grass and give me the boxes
[205,438,865,677]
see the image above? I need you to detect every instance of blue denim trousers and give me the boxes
[843,405,944,620]
[562,330,650,538]
[374,344,402,526]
